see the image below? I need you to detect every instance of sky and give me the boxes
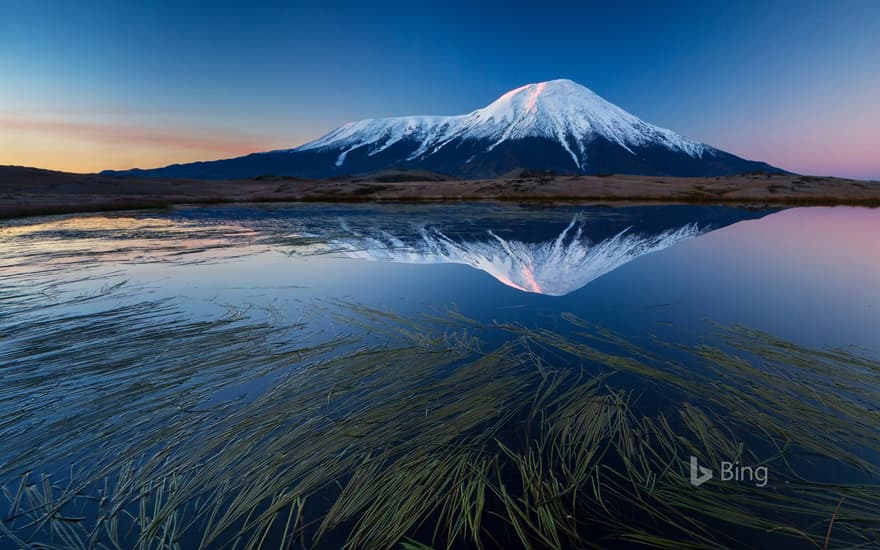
[1,0,878,179]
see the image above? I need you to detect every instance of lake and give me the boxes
[1,203,878,549]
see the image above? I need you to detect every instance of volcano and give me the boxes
[110,79,785,179]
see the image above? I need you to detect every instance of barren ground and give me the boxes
[2,166,878,219]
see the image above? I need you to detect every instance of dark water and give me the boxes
[1,203,878,549]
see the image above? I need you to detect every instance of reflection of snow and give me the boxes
[329,217,701,296]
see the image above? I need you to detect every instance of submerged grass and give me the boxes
[2,270,880,548]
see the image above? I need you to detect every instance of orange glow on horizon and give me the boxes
[0,115,303,173]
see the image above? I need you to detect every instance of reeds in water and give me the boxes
[2,293,879,548]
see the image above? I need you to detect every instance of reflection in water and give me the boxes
[0,214,263,272]
[257,204,772,296]
[0,204,774,297]
[329,216,700,295]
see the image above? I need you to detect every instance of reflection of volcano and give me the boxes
[329,217,701,296]
[207,203,776,296]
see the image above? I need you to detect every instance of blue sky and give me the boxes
[1,0,878,178]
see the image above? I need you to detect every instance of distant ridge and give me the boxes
[107,79,786,179]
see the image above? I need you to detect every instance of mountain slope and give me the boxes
[109,79,786,179]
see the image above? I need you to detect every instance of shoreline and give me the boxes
[2,166,878,220]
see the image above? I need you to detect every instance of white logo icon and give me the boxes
[689,456,713,487]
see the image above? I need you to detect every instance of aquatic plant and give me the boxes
[2,293,879,549]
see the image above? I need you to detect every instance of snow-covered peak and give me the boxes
[293,79,713,170]
[468,79,613,125]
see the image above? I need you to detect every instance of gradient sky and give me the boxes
[1,0,878,178]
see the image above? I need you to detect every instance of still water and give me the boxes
[1,203,878,549]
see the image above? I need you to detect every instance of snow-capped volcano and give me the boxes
[295,79,708,171]
[110,79,784,179]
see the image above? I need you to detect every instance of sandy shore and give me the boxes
[1,166,878,219]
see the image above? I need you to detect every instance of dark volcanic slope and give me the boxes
[112,135,782,181]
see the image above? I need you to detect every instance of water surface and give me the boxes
[1,203,878,549]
